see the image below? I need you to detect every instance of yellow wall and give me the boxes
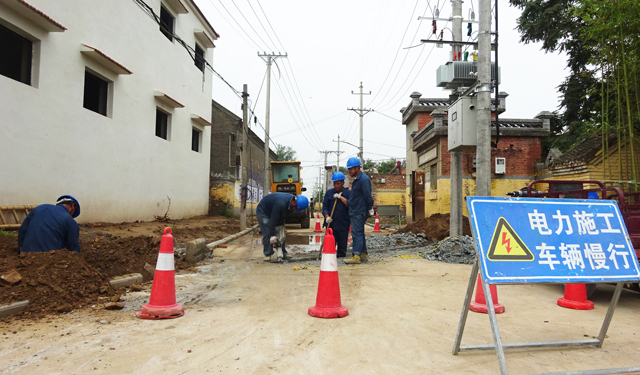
[376,189,406,207]
[425,177,535,217]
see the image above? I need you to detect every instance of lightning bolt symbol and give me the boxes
[501,232,512,253]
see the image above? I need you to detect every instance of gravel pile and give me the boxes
[364,232,431,250]
[423,236,476,264]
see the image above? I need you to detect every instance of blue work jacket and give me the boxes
[322,188,351,229]
[348,171,373,216]
[256,193,295,237]
[18,204,81,253]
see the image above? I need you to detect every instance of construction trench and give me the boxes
[1,214,639,373]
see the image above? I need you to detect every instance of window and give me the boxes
[83,71,108,116]
[191,127,201,152]
[194,43,205,72]
[0,23,32,85]
[156,109,170,140]
[159,6,174,41]
[430,163,437,190]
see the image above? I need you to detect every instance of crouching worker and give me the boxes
[256,193,309,262]
[18,195,81,253]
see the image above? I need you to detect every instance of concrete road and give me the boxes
[1,232,639,374]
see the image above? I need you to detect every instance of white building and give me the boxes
[0,0,218,223]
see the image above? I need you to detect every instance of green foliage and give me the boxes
[222,208,234,218]
[275,143,297,161]
[376,159,405,174]
[362,158,376,171]
[0,230,16,236]
[511,0,640,163]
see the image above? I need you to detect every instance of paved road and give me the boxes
[1,229,639,374]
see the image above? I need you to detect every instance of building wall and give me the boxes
[404,116,420,222]
[0,0,216,223]
[421,137,543,218]
[209,100,276,216]
[370,173,407,216]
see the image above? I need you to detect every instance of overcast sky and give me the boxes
[195,0,567,197]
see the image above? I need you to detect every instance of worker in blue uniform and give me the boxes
[344,157,374,264]
[18,195,81,253]
[256,193,309,262]
[322,172,351,258]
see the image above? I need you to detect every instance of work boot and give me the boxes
[282,254,293,261]
[344,254,361,264]
[360,253,369,263]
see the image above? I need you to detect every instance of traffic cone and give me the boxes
[373,213,381,232]
[557,283,594,310]
[314,213,322,232]
[470,274,505,314]
[309,228,349,319]
[136,228,184,319]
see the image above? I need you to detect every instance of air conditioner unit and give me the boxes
[495,157,506,174]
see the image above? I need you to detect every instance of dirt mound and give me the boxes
[80,234,191,281]
[398,213,471,241]
[0,234,118,318]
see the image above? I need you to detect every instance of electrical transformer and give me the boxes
[448,96,477,152]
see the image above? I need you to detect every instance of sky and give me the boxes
[194,0,568,198]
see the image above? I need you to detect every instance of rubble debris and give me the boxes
[423,236,476,264]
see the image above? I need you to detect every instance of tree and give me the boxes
[275,143,297,161]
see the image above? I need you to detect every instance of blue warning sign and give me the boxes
[466,196,640,284]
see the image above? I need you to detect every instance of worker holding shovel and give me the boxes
[322,172,351,258]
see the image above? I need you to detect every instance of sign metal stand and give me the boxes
[453,196,640,375]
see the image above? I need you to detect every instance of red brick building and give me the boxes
[401,92,552,222]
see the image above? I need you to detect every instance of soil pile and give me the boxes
[80,234,191,281]
[0,234,118,318]
[398,213,471,241]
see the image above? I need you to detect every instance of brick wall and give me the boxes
[440,137,542,177]
[417,113,434,131]
[369,173,407,216]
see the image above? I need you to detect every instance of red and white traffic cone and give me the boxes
[136,228,184,319]
[470,274,505,314]
[314,213,322,232]
[373,213,381,232]
[309,228,349,319]
[558,283,594,310]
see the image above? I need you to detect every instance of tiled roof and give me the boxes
[549,131,618,167]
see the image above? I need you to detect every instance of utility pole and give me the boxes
[333,135,342,170]
[258,52,287,195]
[476,0,492,196]
[240,84,249,230]
[449,0,464,236]
[347,82,373,164]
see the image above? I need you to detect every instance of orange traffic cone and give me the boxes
[136,228,184,319]
[309,228,349,319]
[314,213,322,232]
[470,274,505,314]
[373,213,381,232]
[557,283,594,310]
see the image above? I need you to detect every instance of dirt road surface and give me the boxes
[2,225,640,374]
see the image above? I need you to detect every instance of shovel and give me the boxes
[316,198,338,260]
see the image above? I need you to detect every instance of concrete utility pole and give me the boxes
[347,82,372,164]
[476,0,492,196]
[258,52,287,195]
[240,84,249,230]
[333,135,342,170]
[449,0,464,236]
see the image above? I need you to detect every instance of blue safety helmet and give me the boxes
[56,195,81,218]
[588,192,599,199]
[346,157,361,169]
[332,171,346,182]
[296,195,309,212]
